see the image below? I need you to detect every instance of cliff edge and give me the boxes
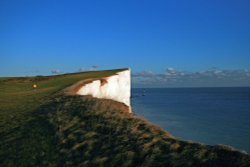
[76,69,131,112]
[1,69,250,167]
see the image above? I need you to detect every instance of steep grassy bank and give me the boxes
[1,69,250,166]
[0,69,125,166]
[45,95,250,167]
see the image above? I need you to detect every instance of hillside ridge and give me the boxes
[0,69,250,166]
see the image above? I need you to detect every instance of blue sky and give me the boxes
[1,0,250,86]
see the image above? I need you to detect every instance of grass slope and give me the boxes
[0,69,125,166]
[0,69,250,167]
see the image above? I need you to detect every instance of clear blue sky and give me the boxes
[1,0,250,77]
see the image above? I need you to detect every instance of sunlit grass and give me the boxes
[0,68,249,167]
[0,69,125,166]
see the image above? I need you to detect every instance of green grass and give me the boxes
[0,68,250,167]
[0,69,126,132]
[0,69,126,166]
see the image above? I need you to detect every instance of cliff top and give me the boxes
[0,68,250,167]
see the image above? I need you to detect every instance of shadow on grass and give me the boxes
[0,101,60,167]
[1,94,250,167]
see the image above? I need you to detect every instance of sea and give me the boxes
[131,87,250,153]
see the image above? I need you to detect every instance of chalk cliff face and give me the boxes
[76,69,131,112]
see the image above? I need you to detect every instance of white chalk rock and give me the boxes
[76,69,131,112]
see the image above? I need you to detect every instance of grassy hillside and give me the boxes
[1,69,250,167]
[0,69,126,166]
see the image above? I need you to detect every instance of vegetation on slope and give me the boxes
[0,69,250,167]
[0,69,126,166]
[44,95,250,167]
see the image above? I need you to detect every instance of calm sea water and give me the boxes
[132,87,250,153]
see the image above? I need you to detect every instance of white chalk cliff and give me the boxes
[76,69,131,112]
